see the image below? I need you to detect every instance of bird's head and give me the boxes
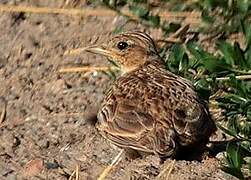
[85,32,159,73]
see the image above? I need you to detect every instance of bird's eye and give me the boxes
[117,41,128,50]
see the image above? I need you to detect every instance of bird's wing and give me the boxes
[97,66,215,155]
[151,69,216,145]
[96,75,178,155]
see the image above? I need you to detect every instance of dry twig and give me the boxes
[156,160,176,180]
[0,97,7,124]
[68,170,75,180]
[0,5,116,16]
[76,164,80,180]
[59,66,118,73]
[68,164,80,180]
[97,149,124,180]
[165,160,175,180]
[157,24,190,45]
[215,75,251,81]
[171,24,190,39]
[0,5,201,24]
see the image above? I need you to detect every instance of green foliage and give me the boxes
[172,40,251,180]
[167,0,251,35]
[97,0,251,178]
[165,34,251,179]
[224,142,244,179]
[162,22,181,36]
[128,4,160,27]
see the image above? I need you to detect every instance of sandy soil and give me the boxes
[0,1,238,179]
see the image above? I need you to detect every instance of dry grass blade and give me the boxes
[0,97,7,124]
[165,160,175,180]
[97,149,124,180]
[0,5,116,16]
[157,25,190,45]
[158,11,201,18]
[156,38,181,44]
[76,164,80,180]
[59,66,118,73]
[171,24,190,38]
[0,5,200,24]
[215,75,251,81]
[156,160,176,180]
[68,165,80,180]
[68,170,75,180]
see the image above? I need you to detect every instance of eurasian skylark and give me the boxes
[85,31,216,158]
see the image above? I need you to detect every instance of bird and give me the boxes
[84,31,216,159]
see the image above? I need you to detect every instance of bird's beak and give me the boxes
[64,44,112,58]
[84,45,112,57]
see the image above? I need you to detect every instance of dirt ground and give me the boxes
[0,1,238,179]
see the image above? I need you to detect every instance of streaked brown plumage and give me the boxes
[85,31,216,158]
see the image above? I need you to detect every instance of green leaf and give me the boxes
[224,142,244,179]
[228,76,249,98]
[223,167,244,180]
[245,45,251,68]
[226,142,241,169]
[217,124,238,137]
[167,44,190,75]
[187,42,231,74]
[179,53,189,72]
[129,5,148,18]
[237,0,250,13]
[217,41,236,66]
[203,0,229,9]
[166,53,178,73]
[247,108,251,120]
[146,15,160,27]
[216,41,247,69]
[225,94,248,104]
[158,45,168,59]
[162,22,181,35]
[241,20,251,47]
[233,42,246,68]
[249,159,251,174]
[173,44,185,63]
[101,0,127,8]
[194,79,211,100]
[201,10,215,24]
[132,0,147,3]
